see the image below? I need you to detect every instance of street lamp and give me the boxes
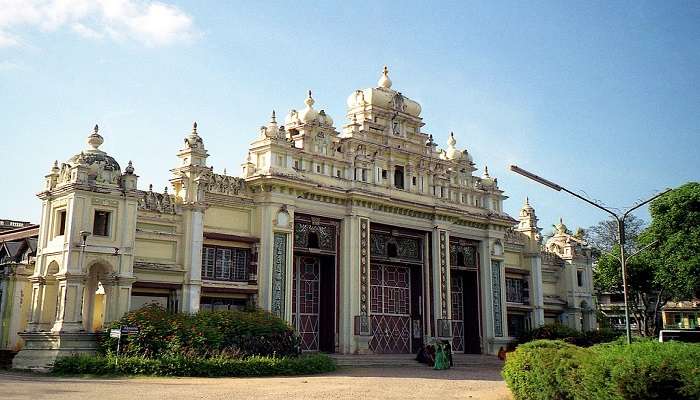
[509,165,671,344]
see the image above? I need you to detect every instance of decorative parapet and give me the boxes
[137,186,176,214]
[541,250,564,267]
[504,227,526,246]
[205,173,245,196]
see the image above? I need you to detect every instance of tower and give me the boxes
[170,122,209,313]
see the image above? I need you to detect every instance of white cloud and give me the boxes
[0,0,198,47]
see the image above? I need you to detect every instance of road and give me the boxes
[0,365,510,400]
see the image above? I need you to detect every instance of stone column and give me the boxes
[51,275,85,333]
[183,208,204,314]
[103,277,134,325]
[528,255,545,327]
[26,278,46,332]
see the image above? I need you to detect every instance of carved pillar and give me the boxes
[431,227,451,337]
[271,232,288,319]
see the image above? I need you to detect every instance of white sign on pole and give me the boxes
[110,329,122,338]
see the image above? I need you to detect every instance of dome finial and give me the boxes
[87,123,104,151]
[271,110,276,123]
[192,121,198,134]
[378,65,392,89]
[304,90,315,108]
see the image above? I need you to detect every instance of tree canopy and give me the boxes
[642,182,700,300]
[589,182,700,335]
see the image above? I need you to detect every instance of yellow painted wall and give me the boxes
[204,206,252,234]
[134,238,177,262]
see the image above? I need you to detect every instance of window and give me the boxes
[200,297,247,312]
[381,169,388,179]
[336,169,342,178]
[294,160,300,170]
[577,270,584,287]
[93,211,110,237]
[316,165,321,173]
[508,314,527,338]
[506,278,528,303]
[394,166,404,189]
[412,176,417,186]
[201,245,249,281]
[57,210,67,236]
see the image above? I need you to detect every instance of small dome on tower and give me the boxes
[299,90,318,123]
[65,124,122,184]
[378,65,392,89]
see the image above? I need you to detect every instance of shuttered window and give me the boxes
[201,245,249,281]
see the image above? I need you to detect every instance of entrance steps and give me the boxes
[330,353,503,368]
[330,354,421,367]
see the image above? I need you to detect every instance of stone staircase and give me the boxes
[330,353,503,368]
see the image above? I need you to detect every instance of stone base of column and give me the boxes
[354,335,373,355]
[12,332,100,371]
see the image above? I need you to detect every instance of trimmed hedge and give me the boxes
[517,324,620,347]
[503,339,700,400]
[502,340,591,400]
[52,353,336,377]
[99,305,300,358]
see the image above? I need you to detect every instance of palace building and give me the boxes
[8,68,596,368]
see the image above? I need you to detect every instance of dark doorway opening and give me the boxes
[451,270,481,354]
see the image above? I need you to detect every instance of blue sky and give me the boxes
[1,1,698,234]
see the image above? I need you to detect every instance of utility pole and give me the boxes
[509,165,671,344]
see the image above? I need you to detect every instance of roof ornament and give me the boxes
[378,65,392,89]
[149,184,153,192]
[192,121,198,134]
[270,110,276,123]
[87,123,104,151]
[425,134,435,147]
[484,165,490,177]
[125,160,135,174]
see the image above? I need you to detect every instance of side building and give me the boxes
[11,68,596,368]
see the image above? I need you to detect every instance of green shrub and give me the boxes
[580,341,700,400]
[503,339,700,400]
[52,353,336,377]
[516,324,620,347]
[99,305,300,358]
[502,340,591,400]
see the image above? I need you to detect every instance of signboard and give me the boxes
[109,329,121,338]
[121,326,139,335]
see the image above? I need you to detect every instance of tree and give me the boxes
[585,214,646,254]
[643,182,700,301]
[589,182,700,336]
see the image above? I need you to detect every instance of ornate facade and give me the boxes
[9,68,595,368]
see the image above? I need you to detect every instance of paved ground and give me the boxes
[0,365,510,400]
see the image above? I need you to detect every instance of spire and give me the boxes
[270,110,276,123]
[484,165,490,177]
[192,121,198,134]
[305,90,315,107]
[378,65,392,89]
[94,124,99,133]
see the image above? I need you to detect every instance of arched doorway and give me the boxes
[82,263,110,332]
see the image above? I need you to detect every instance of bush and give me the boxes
[580,341,700,400]
[503,339,700,400]
[99,305,300,358]
[502,340,591,400]
[516,324,620,347]
[52,353,336,377]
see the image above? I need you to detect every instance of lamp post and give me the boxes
[509,165,671,344]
